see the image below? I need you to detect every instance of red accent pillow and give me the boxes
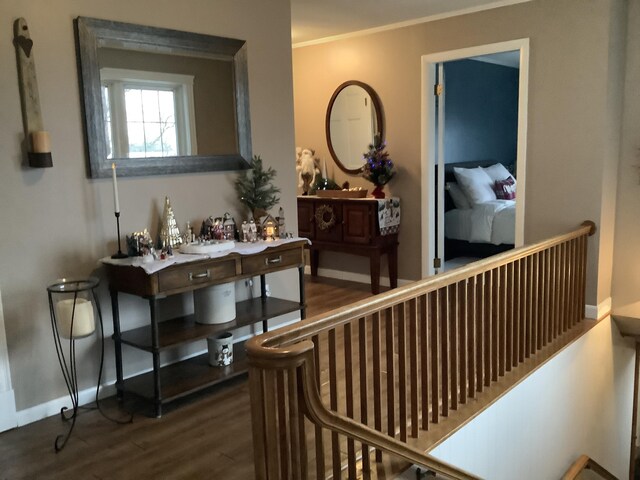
[493,176,516,200]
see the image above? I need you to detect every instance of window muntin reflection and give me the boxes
[100,68,196,159]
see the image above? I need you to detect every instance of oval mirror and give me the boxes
[325,81,383,175]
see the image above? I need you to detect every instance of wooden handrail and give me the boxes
[248,221,596,479]
[562,454,618,480]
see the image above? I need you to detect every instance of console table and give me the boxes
[102,239,306,417]
[297,196,399,294]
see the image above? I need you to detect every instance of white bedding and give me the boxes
[445,200,515,245]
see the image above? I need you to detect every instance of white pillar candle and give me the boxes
[322,158,327,179]
[31,131,51,153]
[111,163,120,213]
[55,298,96,339]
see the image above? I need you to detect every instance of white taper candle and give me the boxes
[112,162,120,213]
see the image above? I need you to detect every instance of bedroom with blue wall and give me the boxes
[443,58,519,167]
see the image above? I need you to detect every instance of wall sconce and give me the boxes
[13,18,53,168]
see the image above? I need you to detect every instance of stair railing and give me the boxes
[247,221,596,479]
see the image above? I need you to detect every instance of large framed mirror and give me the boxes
[75,17,252,178]
[325,81,383,175]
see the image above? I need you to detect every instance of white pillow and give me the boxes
[453,167,496,205]
[483,163,516,186]
[446,182,471,209]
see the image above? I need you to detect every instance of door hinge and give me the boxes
[433,257,442,269]
[434,84,443,96]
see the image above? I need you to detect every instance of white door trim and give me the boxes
[0,289,17,432]
[421,38,530,277]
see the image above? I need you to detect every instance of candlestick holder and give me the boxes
[47,278,102,451]
[111,212,128,259]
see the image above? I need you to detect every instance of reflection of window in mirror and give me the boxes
[329,85,374,169]
[100,68,197,159]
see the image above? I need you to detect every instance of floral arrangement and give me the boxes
[362,137,395,187]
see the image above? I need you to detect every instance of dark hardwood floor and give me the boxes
[0,276,378,480]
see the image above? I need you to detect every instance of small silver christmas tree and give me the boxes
[159,196,182,249]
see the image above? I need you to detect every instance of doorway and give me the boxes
[420,39,530,277]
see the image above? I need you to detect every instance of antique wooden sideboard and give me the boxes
[297,196,399,294]
[103,239,306,417]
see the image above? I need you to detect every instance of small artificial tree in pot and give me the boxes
[234,155,281,220]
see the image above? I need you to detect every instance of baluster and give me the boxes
[562,241,570,331]
[344,323,357,479]
[386,307,396,437]
[580,235,587,319]
[420,294,430,430]
[287,367,305,480]
[475,275,484,393]
[263,369,282,479]
[519,258,527,362]
[328,329,341,480]
[526,255,534,357]
[459,280,468,404]
[449,283,459,410]
[570,238,578,324]
[513,259,521,367]
[372,311,383,462]
[532,253,539,353]
[467,277,476,398]
[441,287,450,416]
[409,298,420,437]
[430,290,440,422]
[312,335,325,479]
[398,303,408,441]
[358,316,371,473]
[505,262,513,372]
[249,367,268,480]
[555,244,563,336]
[498,265,506,377]
[485,270,493,385]
[544,248,551,345]
[274,370,290,479]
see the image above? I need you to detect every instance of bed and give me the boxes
[439,160,516,260]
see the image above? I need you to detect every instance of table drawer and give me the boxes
[158,259,237,292]
[241,247,302,275]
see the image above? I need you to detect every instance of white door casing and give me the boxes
[421,38,530,277]
[0,289,18,432]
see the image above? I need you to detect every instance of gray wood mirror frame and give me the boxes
[74,16,252,178]
[325,80,383,175]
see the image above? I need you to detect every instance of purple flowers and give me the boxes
[362,138,395,187]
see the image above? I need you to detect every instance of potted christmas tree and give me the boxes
[234,155,281,220]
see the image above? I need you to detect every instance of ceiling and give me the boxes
[291,0,531,45]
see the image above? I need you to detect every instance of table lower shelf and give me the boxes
[117,342,249,404]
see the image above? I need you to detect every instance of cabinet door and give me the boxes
[343,202,372,244]
[297,199,314,239]
[313,201,342,242]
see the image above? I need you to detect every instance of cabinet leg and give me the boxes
[310,249,319,277]
[149,298,162,415]
[389,244,398,290]
[370,253,381,295]
[110,289,124,401]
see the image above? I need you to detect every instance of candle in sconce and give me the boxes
[55,298,96,339]
[111,163,120,213]
[31,130,51,153]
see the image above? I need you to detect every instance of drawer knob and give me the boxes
[189,270,210,281]
[265,255,282,265]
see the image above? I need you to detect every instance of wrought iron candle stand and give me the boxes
[47,277,104,452]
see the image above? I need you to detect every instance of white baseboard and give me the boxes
[0,389,17,432]
[585,297,611,320]
[16,315,303,427]
[16,383,117,427]
[304,265,412,287]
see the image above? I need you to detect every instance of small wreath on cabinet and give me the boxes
[315,204,336,231]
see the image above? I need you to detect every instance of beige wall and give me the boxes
[293,0,626,305]
[612,0,640,316]
[0,0,296,412]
